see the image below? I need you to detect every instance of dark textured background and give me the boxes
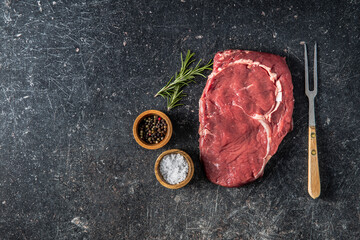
[0,0,359,239]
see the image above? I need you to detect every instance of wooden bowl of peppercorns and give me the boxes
[133,110,173,150]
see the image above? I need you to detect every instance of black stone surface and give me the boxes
[0,0,359,239]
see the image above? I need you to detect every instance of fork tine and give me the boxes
[313,42,318,95]
[304,43,309,94]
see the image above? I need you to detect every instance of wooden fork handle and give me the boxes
[308,126,321,199]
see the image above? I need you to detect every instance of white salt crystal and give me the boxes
[160,153,189,185]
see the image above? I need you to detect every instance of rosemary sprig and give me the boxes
[155,50,213,110]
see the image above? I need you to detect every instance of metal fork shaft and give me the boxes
[308,97,316,126]
[304,43,317,126]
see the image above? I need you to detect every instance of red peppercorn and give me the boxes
[158,117,161,121]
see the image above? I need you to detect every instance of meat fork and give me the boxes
[304,42,320,199]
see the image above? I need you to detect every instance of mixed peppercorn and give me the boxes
[138,115,167,144]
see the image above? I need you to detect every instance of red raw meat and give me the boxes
[199,50,294,187]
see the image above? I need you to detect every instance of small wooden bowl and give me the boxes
[133,110,173,150]
[154,149,194,189]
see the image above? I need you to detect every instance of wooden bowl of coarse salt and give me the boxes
[154,149,194,189]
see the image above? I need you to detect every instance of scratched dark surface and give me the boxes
[0,0,359,239]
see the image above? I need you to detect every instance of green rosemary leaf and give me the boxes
[167,86,186,110]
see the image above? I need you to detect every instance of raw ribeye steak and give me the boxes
[199,50,294,187]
